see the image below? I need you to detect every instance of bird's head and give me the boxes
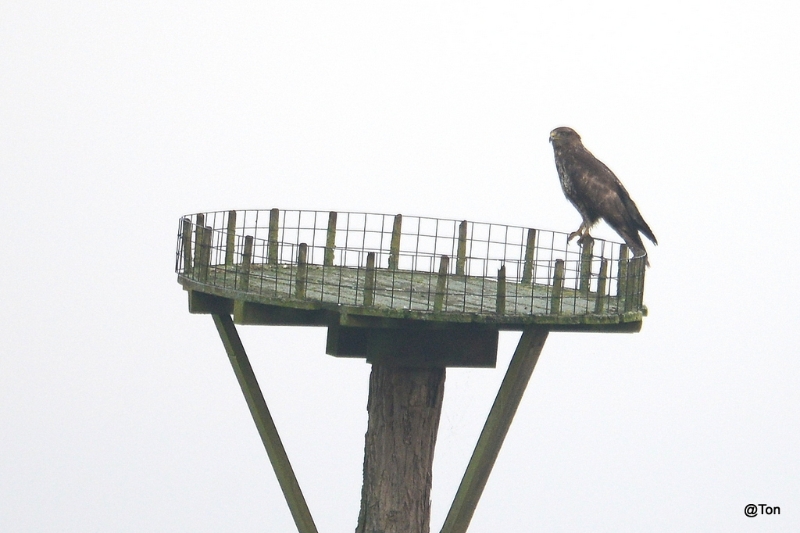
[549,127,581,145]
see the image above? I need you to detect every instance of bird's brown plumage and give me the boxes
[549,127,657,260]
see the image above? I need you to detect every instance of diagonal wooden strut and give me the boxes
[440,327,549,533]
[212,314,318,533]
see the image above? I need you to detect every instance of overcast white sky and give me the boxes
[2,1,799,532]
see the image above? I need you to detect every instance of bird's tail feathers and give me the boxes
[639,222,657,246]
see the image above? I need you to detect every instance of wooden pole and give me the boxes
[225,210,237,266]
[636,256,647,309]
[440,327,549,533]
[181,218,192,274]
[434,255,450,312]
[212,314,318,533]
[364,252,376,307]
[521,229,536,284]
[238,235,253,291]
[296,243,308,299]
[579,238,593,297]
[496,265,506,315]
[617,245,629,310]
[194,226,211,282]
[325,211,337,267]
[356,364,446,533]
[550,259,565,315]
[456,220,468,276]
[268,208,280,265]
[388,214,403,271]
[594,258,608,314]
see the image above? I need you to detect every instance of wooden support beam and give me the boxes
[268,208,280,265]
[188,290,233,315]
[212,314,319,533]
[439,327,549,533]
[233,300,330,326]
[521,229,536,284]
[456,220,468,275]
[434,255,450,312]
[225,210,237,266]
[388,214,402,271]
[496,265,506,315]
[324,211,337,267]
[550,259,564,315]
[326,324,499,368]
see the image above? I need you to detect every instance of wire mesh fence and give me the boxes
[175,209,647,318]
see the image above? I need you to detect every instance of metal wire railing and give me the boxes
[175,209,647,317]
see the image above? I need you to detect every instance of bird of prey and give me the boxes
[549,126,657,260]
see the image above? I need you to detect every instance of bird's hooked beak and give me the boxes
[549,131,556,143]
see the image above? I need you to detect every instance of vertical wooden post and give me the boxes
[496,265,506,315]
[521,229,536,284]
[238,235,253,291]
[440,327,549,533]
[550,259,565,315]
[579,238,594,297]
[456,220,468,275]
[388,214,403,271]
[356,364,446,533]
[325,211,337,267]
[194,226,211,282]
[193,213,205,277]
[364,252,376,307]
[296,243,308,299]
[181,218,192,274]
[594,258,608,314]
[434,255,450,312]
[268,208,280,265]
[212,314,319,533]
[625,256,645,312]
[225,210,237,266]
[636,256,647,308]
[617,245,629,309]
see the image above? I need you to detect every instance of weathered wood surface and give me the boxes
[182,262,628,318]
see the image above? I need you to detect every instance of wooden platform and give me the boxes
[178,209,647,367]
[181,266,642,368]
[181,263,642,328]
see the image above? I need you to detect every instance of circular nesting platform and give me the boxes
[176,209,648,367]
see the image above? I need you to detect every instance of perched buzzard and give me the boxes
[549,127,657,260]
